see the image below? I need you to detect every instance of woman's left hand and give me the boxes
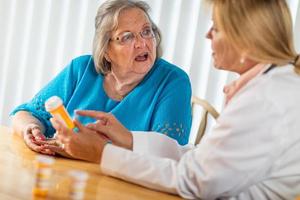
[44,118,108,163]
[76,110,133,150]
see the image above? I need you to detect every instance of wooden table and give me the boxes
[0,126,182,200]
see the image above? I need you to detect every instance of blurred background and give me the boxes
[1,0,299,142]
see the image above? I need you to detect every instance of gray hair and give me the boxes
[92,0,162,74]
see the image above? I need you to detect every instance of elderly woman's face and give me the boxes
[106,8,156,75]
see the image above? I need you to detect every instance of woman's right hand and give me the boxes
[22,124,55,155]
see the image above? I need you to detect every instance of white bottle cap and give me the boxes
[69,170,89,181]
[45,96,63,111]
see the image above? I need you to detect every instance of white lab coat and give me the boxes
[100,64,300,200]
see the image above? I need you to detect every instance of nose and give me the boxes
[206,27,213,39]
[134,34,146,48]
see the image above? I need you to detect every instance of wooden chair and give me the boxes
[191,96,219,144]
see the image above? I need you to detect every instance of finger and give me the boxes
[74,118,85,130]
[39,147,56,155]
[44,144,74,159]
[75,110,110,121]
[41,151,55,155]
[24,132,38,144]
[36,138,57,145]
[88,119,107,126]
[50,118,63,131]
[23,130,56,154]
[31,128,46,141]
[98,133,110,140]
[95,119,107,125]
[74,119,93,134]
[50,118,71,138]
[86,122,108,134]
[23,125,45,141]
[24,134,45,152]
[43,144,64,152]
[85,123,110,141]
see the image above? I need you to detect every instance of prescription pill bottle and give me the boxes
[68,170,89,200]
[32,155,55,197]
[45,96,75,129]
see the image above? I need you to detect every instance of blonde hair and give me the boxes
[92,0,162,74]
[210,0,300,74]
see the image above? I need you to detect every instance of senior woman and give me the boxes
[47,0,300,199]
[11,0,192,155]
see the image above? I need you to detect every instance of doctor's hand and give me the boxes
[44,118,109,163]
[76,110,133,150]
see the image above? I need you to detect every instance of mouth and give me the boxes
[135,52,149,62]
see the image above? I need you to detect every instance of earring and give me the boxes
[240,57,245,65]
[104,53,111,62]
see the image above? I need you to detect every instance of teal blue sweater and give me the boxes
[12,55,192,145]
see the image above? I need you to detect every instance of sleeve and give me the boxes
[100,131,193,194]
[131,131,193,160]
[150,72,192,145]
[100,91,283,199]
[10,58,84,137]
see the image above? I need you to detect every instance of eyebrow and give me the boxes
[114,22,152,35]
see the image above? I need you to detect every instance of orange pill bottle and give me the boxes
[45,96,75,129]
[32,155,55,197]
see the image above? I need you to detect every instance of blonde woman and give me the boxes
[11,0,192,155]
[47,0,300,199]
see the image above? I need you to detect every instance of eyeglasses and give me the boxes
[110,27,155,45]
